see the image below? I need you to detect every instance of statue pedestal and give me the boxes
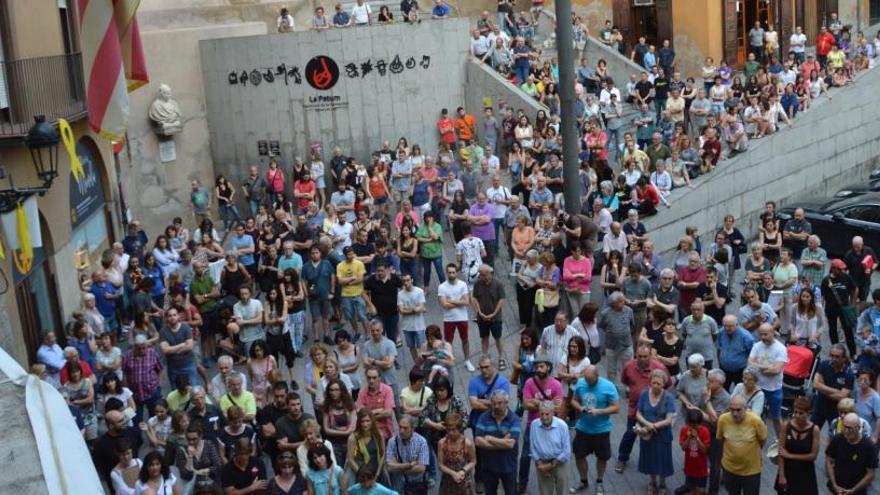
[158,138,176,163]
[152,121,182,136]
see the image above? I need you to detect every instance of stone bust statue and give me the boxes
[148,83,183,135]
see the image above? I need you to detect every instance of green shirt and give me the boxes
[190,274,217,313]
[416,222,444,259]
[744,60,761,81]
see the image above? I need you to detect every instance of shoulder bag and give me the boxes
[396,438,428,495]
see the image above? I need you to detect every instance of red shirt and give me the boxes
[620,359,670,417]
[60,360,94,385]
[799,60,821,80]
[637,185,661,207]
[266,167,286,194]
[816,32,835,56]
[679,425,711,477]
[294,180,316,210]
[438,118,456,144]
[585,131,608,161]
[701,139,721,166]
[677,265,707,310]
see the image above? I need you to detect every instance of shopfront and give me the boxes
[69,136,113,272]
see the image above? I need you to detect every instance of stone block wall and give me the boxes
[646,65,880,257]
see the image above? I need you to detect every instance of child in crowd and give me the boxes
[678,408,710,495]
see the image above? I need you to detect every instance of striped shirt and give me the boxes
[474,409,521,474]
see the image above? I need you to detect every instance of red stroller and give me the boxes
[781,344,820,416]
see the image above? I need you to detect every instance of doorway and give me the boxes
[631,5,659,46]
[735,0,776,66]
[16,259,61,363]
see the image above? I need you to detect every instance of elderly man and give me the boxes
[825,412,877,495]
[539,313,580,376]
[474,389,520,495]
[472,264,507,369]
[210,356,248,403]
[122,334,163,421]
[812,343,854,428]
[518,351,564,492]
[530,401,571,495]
[633,240,662,287]
[681,299,720,369]
[856,290,880,373]
[703,369,730,495]
[616,345,670,473]
[623,264,652,342]
[717,314,755,389]
[571,365,620,494]
[844,236,877,303]
[188,385,223,442]
[468,192,497,266]
[602,221,628,255]
[598,292,636,383]
[747,323,788,437]
[386,414,430,492]
[503,195,531,260]
[716,395,767,495]
[799,235,827,289]
[647,268,679,316]
[219,371,256,421]
[36,331,65,387]
[93,409,141,487]
[677,252,706,317]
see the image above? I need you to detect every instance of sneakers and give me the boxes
[498,359,508,371]
[569,480,589,493]
[595,482,605,495]
[465,360,476,372]
[289,380,300,391]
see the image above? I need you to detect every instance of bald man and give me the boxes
[716,395,767,495]
[825,412,877,495]
[571,365,620,493]
[93,409,141,486]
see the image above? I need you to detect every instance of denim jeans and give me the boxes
[421,257,445,288]
[248,199,262,218]
[492,218,504,246]
[287,310,306,353]
[515,65,530,86]
[605,346,633,384]
[617,417,638,462]
[134,386,162,423]
[400,257,418,282]
[606,127,622,155]
[168,363,201,389]
[219,203,242,230]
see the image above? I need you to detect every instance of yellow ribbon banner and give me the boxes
[58,118,85,183]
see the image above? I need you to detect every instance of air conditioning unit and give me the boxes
[634,0,655,6]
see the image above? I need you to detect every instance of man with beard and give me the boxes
[256,382,288,463]
[561,212,599,256]
[275,392,314,454]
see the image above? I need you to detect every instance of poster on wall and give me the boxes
[0,195,45,283]
[70,138,106,230]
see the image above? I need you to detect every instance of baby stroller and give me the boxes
[780,344,820,417]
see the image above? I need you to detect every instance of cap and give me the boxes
[830,259,847,270]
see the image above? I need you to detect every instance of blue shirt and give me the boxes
[230,234,255,266]
[857,307,880,338]
[432,3,450,17]
[529,416,571,463]
[474,409,521,474]
[573,377,619,434]
[301,259,333,299]
[717,326,755,372]
[277,252,303,273]
[333,11,351,26]
[643,52,656,71]
[347,482,398,495]
[468,373,511,405]
[513,45,531,69]
[90,281,118,317]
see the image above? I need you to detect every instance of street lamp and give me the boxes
[0,115,62,212]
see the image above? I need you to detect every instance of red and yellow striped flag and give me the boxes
[77,0,149,141]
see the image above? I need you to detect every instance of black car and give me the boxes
[834,169,880,197]
[780,193,880,258]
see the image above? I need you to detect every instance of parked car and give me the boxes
[834,169,880,197]
[780,193,880,258]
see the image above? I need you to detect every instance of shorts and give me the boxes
[314,176,326,189]
[477,320,503,339]
[404,329,426,349]
[341,296,368,322]
[267,331,295,364]
[374,196,388,205]
[443,321,469,342]
[309,297,332,319]
[572,430,611,461]
[686,476,708,489]
[393,189,409,203]
[763,388,782,418]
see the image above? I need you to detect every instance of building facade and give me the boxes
[0,0,121,366]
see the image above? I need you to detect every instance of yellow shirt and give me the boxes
[716,411,767,476]
[219,391,257,419]
[827,50,846,69]
[336,259,366,297]
[165,390,192,412]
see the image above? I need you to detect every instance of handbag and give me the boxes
[588,346,602,365]
[396,439,428,495]
[827,279,858,328]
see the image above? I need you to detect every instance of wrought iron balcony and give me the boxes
[0,52,87,138]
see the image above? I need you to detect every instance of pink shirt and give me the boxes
[563,256,593,292]
[356,383,396,439]
[522,376,564,423]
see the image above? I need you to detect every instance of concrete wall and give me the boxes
[672,0,723,77]
[646,65,880,257]
[119,22,267,236]
[464,60,544,144]
[200,18,470,187]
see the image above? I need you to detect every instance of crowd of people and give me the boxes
[470,7,880,207]
[27,6,880,495]
[275,0,457,32]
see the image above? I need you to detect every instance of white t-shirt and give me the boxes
[438,280,470,322]
[329,221,353,254]
[456,237,486,284]
[486,185,511,219]
[134,473,177,495]
[789,33,806,53]
[233,299,265,343]
[398,286,427,332]
[748,339,788,391]
[352,3,372,23]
